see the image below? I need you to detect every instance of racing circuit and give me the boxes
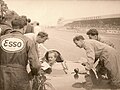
[38,28,120,90]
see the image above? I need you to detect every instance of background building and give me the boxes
[59,14,120,34]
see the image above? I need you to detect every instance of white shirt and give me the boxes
[24,33,36,44]
[34,25,41,36]
[24,33,48,58]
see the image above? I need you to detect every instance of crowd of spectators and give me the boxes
[64,18,120,34]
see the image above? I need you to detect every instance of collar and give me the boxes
[97,36,101,41]
[10,29,23,34]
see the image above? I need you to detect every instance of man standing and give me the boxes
[24,31,48,57]
[24,18,34,34]
[73,35,120,88]
[34,22,42,36]
[0,15,12,36]
[0,17,40,90]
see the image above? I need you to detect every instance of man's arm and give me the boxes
[84,42,95,70]
[27,39,41,75]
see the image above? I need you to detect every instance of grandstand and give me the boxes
[60,14,120,34]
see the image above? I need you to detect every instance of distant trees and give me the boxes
[0,0,9,17]
[0,0,19,24]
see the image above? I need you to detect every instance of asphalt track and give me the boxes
[37,28,120,90]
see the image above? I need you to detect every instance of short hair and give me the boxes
[73,35,85,42]
[37,31,48,38]
[11,17,25,29]
[86,29,98,36]
[21,15,27,20]
[27,18,31,23]
[36,22,39,25]
[20,15,27,26]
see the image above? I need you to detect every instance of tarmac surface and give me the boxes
[44,61,119,90]
[33,28,120,90]
[45,61,88,90]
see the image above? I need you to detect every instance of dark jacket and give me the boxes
[0,32,39,90]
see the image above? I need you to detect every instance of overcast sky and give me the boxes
[4,0,120,25]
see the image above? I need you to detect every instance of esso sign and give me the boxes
[1,37,25,53]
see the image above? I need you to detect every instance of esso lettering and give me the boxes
[1,37,25,52]
[4,40,8,47]
[3,40,22,47]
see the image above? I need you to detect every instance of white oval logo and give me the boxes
[1,37,25,52]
